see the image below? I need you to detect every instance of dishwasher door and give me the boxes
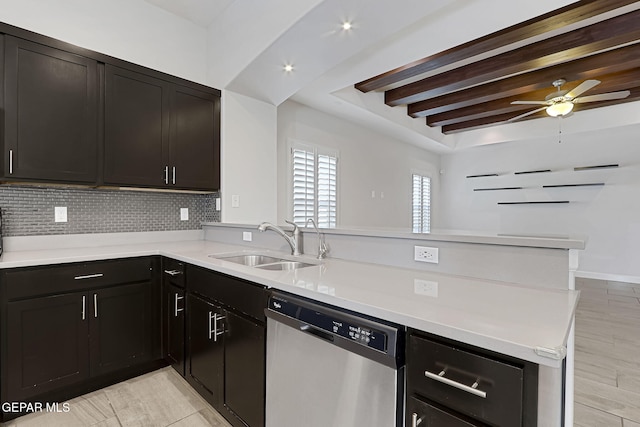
[265,295,403,427]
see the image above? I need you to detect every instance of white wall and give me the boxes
[0,0,208,85]
[277,100,441,229]
[440,124,640,281]
[221,91,278,224]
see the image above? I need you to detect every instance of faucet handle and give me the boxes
[284,219,299,232]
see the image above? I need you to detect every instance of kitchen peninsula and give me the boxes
[0,227,581,426]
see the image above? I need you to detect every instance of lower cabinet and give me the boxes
[0,257,162,420]
[406,329,539,427]
[185,265,268,427]
[162,258,186,376]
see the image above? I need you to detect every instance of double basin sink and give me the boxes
[209,253,319,271]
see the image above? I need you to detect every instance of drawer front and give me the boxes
[187,265,267,321]
[3,257,155,300]
[407,334,524,427]
[162,257,185,288]
[407,396,483,427]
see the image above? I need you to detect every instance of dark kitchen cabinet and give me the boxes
[186,265,268,427]
[2,36,98,183]
[162,258,186,375]
[0,257,162,420]
[406,330,538,427]
[89,281,156,376]
[104,65,220,190]
[5,292,90,401]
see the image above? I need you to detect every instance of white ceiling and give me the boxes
[145,0,640,152]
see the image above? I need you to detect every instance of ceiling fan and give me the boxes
[508,79,630,122]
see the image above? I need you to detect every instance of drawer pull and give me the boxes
[74,273,104,280]
[424,369,487,398]
[164,269,182,276]
[411,412,423,427]
[174,293,184,317]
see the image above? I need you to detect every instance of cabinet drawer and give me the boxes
[407,334,524,427]
[162,258,185,288]
[3,257,155,300]
[187,265,268,321]
[407,396,482,427]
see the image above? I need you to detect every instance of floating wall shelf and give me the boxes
[574,164,619,171]
[498,201,570,205]
[466,173,500,178]
[474,187,523,191]
[514,169,552,175]
[543,183,604,188]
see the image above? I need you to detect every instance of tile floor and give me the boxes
[3,277,639,426]
[574,277,640,427]
[0,367,232,427]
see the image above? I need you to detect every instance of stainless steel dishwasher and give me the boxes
[265,291,405,427]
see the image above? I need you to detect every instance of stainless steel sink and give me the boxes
[255,261,316,271]
[209,253,319,270]
[215,254,283,266]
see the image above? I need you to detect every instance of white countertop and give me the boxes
[0,236,579,368]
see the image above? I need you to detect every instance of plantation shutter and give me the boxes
[412,174,431,233]
[292,148,315,226]
[317,154,337,228]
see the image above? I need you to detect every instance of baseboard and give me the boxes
[576,270,640,285]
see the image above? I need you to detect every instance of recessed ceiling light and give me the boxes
[342,21,352,31]
[283,64,294,72]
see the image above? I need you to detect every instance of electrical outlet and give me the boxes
[180,208,189,221]
[414,279,438,297]
[414,245,439,263]
[243,231,252,242]
[54,206,67,223]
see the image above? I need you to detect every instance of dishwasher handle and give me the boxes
[300,324,334,343]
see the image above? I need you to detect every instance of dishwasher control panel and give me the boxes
[268,295,389,353]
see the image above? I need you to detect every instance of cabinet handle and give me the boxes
[82,295,86,320]
[213,313,226,342]
[424,369,487,398]
[74,273,104,280]
[174,293,184,317]
[172,166,176,185]
[164,166,169,185]
[164,269,182,276]
[9,149,13,174]
[94,293,98,318]
[411,413,423,427]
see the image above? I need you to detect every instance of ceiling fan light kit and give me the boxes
[546,101,574,117]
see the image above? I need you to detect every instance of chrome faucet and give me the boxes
[257,220,301,256]
[306,218,328,259]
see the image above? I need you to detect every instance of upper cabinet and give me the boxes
[0,27,221,191]
[104,65,220,191]
[2,36,99,184]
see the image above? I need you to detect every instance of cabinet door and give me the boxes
[104,64,170,187]
[3,36,98,183]
[6,293,89,401]
[224,311,265,427]
[169,85,220,190]
[187,293,224,408]
[89,281,155,376]
[165,282,186,376]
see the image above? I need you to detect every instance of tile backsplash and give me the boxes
[0,185,220,237]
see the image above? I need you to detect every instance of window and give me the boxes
[292,146,337,228]
[412,174,431,233]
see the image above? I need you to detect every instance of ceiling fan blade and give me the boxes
[573,90,631,104]
[511,100,549,105]
[566,79,601,99]
[507,106,548,122]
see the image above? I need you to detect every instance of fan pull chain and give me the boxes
[558,117,563,143]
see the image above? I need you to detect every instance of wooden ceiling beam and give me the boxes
[385,9,640,107]
[440,87,640,133]
[355,0,639,93]
[407,43,640,118]
[427,69,640,126]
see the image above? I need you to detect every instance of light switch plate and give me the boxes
[180,208,189,221]
[243,231,252,242]
[231,195,240,208]
[54,206,67,223]
[215,198,221,211]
